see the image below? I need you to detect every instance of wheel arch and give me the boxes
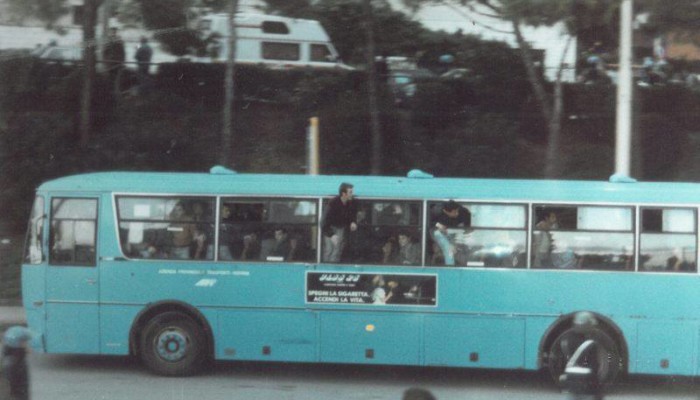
[538,310,629,373]
[129,300,215,360]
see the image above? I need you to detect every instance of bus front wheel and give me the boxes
[547,327,623,388]
[140,312,206,376]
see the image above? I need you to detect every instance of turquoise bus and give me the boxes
[21,167,700,383]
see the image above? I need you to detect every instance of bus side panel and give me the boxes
[424,315,525,368]
[319,312,421,365]
[634,321,697,375]
[524,316,557,370]
[100,305,141,355]
[21,264,46,352]
[45,301,99,354]
[216,309,316,362]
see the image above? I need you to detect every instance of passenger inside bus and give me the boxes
[191,201,213,260]
[430,200,471,266]
[260,227,297,261]
[218,205,234,260]
[533,211,557,268]
[382,231,420,265]
[168,202,196,259]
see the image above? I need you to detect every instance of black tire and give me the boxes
[140,312,207,376]
[547,327,623,388]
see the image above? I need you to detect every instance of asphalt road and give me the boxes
[26,353,700,400]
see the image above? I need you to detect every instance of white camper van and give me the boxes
[196,13,352,70]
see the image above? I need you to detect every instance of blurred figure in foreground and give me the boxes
[559,312,605,400]
[1,326,32,400]
[403,387,436,400]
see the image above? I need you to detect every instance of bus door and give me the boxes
[45,196,100,353]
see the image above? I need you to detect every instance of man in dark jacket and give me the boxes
[322,182,357,262]
[103,27,125,84]
[135,36,153,76]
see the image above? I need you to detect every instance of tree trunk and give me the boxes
[221,0,238,167]
[547,36,573,179]
[364,0,382,175]
[80,0,98,148]
[511,18,562,178]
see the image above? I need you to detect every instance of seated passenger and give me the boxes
[240,232,260,260]
[397,233,420,265]
[383,232,420,265]
[260,227,297,261]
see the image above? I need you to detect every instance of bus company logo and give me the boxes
[318,273,360,283]
[195,278,217,287]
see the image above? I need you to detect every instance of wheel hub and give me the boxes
[156,329,188,362]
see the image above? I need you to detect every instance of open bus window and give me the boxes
[323,200,423,266]
[117,196,215,261]
[532,205,634,271]
[24,196,45,265]
[427,202,527,268]
[220,198,318,263]
[640,208,697,272]
[49,198,97,266]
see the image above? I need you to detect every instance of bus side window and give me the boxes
[533,205,634,271]
[49,198,98,266]
[337,201,422,266]
[640,208,697,272]
[465,204,527,268]
[117,196,215,261]
[220,198,318,263]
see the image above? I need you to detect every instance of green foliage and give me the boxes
[139,0,205,56]
[641,0,700,39]
[5,0,69,29]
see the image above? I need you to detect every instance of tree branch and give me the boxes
[442,2,514,35]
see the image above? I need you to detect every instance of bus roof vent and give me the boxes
[609,173,637,183]
[407,169,434,179]
[210,165,238,175]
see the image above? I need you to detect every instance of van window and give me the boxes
[262,21,290,34]
[262,42,300,61]
[311,44,334,62]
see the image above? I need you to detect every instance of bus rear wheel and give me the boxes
[547,327,623,388]
[140,312,206,376]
